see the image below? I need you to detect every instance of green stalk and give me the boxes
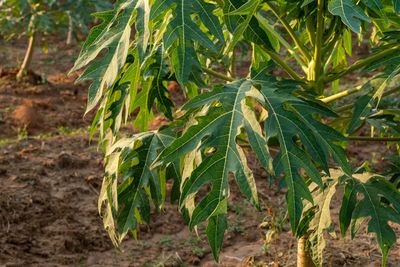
[256,13,308,69]
[320,85,362,103]
[229,46,236,78]
[264,2,311,63]
[348,136,400,142]
[335,85,400,113]
[324,45,400,83]
[310,0,325,94]
[203,67,236,82]
[261,46,304,82]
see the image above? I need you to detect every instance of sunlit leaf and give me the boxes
[251,63,350,231]
[99,129,180,244]
[156,79,269,260]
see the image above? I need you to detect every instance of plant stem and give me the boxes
[203,67,236,82]
[320,85,362,103]
[66,11,73,45]
[324,45,400,83]
[348,136,400,142]
[237,136,281,152]
[311,0,325,94]
[17,32,36,81]
[229,46,236,78]
[264,2,311,63]
[335,85,400,113]
[260,46,304,82]
[335,103,354,113]
[297,235,316,267]
[256,13,308,69]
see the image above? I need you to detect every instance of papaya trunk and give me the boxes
[66,12,73,45]
[297,235,316,267]
[17,32,36,81]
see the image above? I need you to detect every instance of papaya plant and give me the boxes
[0,0,66,80]
[63,0,113,45]
[0,0,111,80]
[72,0,400,266]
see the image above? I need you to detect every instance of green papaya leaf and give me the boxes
[251,64,350,231]
[373,64,400,104]
[394,0,400,15]
[223,0,274,52]
[156,79,270,260]
[360,0,386,20]
[99,129,180,245]
[339,178,357,237]
[144,47,174,121]
[383,155,400,189]
[361,50,400,74]
[224,0,261,53]
[341,173,400,266]
[71,0,400,265]
[366,112,400,135]
[301,0,315,8]
[72,1,145,113]
[206,214,227,262]
[343,28,352,56]
[347,95,375,134]
[328,0,371,34]
[152,0,224,88]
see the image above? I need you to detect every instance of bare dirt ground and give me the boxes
[0,37,399,267]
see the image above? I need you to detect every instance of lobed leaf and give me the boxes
[251,63,350,231]
[360,0,386,20]
[394,0,400,15]
[156,79,271,260]
[340,173,400,266]
[347,95,375,134]
[328,0,371,34]
[72,0,143,113]
[99,129,180,245]
[223,0,274,53]
[151,0,224,88]
[383,155,400,189]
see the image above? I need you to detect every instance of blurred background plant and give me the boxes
[0,0,112,80]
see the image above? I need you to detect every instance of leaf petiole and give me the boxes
[203,67,236,82]
[256,13,308,69]
[324,45,400,83]
[264,2,311,63]
[320,85,362,103]
[348,136,400,142]
[260,46,304,82]
[335,85,400,113]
